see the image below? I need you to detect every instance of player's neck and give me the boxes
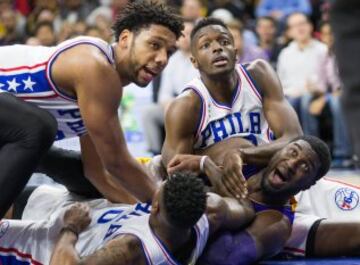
[149,216,192,251]
[201,70,239,103]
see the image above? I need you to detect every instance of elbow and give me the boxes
[242,200,256,225]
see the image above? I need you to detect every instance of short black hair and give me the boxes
[190,17,228,41]
[291,135,331,180]
[112,0,184,41]
[163,171,206,228]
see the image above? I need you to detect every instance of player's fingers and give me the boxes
[167,155,182,168]
[222,177,240,198]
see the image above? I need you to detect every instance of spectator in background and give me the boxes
[34,21,56,46]
[73,20,87,36]
[308,21,353,168]
[227,19,269,64]
[0,8,24,45]
[56,21,74,43]
[85,25,103,39]
[277,13,327,134]
[210,8,258,46]
[256,16,282,68]
[142,20,198,155]
[208,0,245,19]
[256,0,312,23]
[59,0,95,25]
[181,0,204,20]
[25,36,41,46]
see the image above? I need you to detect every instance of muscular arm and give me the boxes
[237,60,303,165]
[57,46,156,202]
[206,193,255,235]
[161,90,201,167]
[50,233,145,265]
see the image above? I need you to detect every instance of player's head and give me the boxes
[151,171,206,229]
[112,1,183,87]
[261,135,331,198]
[190,17,237,77]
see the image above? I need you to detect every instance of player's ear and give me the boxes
[118,29,131,48]
[190,56,199,69]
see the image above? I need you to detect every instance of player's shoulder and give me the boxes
[59,37,114,72]
[245,59,272,77]
[168,88,202,117]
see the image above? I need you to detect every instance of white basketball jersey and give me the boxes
[183,64,272,150]
[0,36,115,140]
[0,188,209,265]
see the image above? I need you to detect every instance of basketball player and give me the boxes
[170,134,360,260]
[0,1,183,217]
[167,135,331,264]
[0,173,255,265]
[162,17,302,198]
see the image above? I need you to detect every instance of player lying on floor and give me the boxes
[172,134,360,260]
[166,135,331,265]
[4,135,330,265]
[0,172,255,265]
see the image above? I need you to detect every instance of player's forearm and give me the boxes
[238,136,296,166]
[50,230,81,265]
[105,158,156,202]
[222,198,255,230]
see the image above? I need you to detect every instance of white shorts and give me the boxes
[283,177,360,257]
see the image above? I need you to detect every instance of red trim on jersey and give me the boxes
[283,246,306,254]
[151,234,178,265]
[323,177,360,190]
[0,62,47,72]
[208,72,242,111]
[187,86,207,141]
[0,247,43,265]
[238,65,262,102]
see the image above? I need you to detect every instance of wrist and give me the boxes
[199,155,209,173]
[60,225,79,240]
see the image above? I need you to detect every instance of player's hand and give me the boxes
[222,151,248,199]
[167,154,202,175]
[63,203,91,234]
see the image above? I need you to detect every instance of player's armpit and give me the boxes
[80,235,146,265]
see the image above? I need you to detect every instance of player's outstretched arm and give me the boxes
[228,60,303,166]
[206,192,255,235]
[74,49,156,202]
[162,90,201,167]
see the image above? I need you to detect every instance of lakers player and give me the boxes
[0,1,183,217]
[162,17,302,198]
[0,173,255,265]
[167,135,331,264]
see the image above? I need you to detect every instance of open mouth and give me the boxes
[212,56,228,66]
[270,167,288,188]
[142,66,158,82]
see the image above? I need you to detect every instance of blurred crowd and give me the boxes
[0,0,354,168]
